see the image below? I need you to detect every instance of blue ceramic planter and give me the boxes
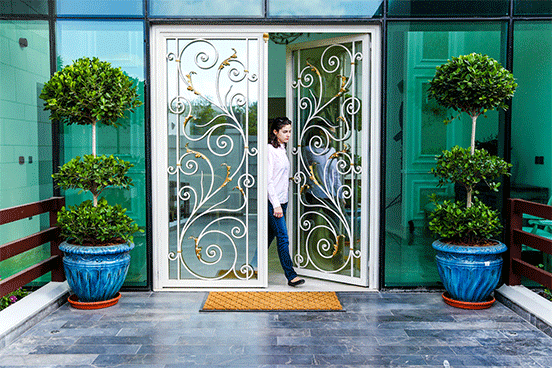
[59,241,134,303]
[432,239,507,303]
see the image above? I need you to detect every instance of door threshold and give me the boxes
[156,275,376,292]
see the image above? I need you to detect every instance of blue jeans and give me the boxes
[268,202,298,281]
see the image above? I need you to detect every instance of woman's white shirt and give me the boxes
[267,143,289,208]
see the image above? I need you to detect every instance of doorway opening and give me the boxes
[150,26,380,291]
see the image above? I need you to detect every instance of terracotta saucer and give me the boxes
[68,292,121,310]
[442,292,495,310]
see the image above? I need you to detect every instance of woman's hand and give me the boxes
[273,206,284,218]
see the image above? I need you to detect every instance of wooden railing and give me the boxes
[0,197,65,297]
[507,198,552,288]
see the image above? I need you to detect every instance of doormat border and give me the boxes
[200,291,345,312]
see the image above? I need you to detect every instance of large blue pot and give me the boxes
[59,241,134,302]
[432,239,507,303]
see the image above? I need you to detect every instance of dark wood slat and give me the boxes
[0,227,60,261]
[0,256,61,296]
[0,197,64,225]
[512,198,552,221]
[513,229,552,255]
[512,258,552,290]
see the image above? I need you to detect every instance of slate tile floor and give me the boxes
[2,291,552,367]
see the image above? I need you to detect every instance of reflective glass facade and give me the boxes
[149,0,263,17]
[510,21,552,281]
[57,0,143,17]
[385,22,506,287]
[0,0,49,15]
[515,0,552,16]
[57,20,147,287]
[388,0,509,17]
[1,0,551,290]
[0,20,52,283]
[269,0,383,17]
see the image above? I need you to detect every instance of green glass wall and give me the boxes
[56,20,147,287]
[388,0,509,17]
[0,0,49,15]
[510,21,552,278]
[385,22,506,287]
[515,0,552,15]
[0,20,52,283]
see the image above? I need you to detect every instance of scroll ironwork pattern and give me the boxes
[291,42,363,276]
[166,38,258,281]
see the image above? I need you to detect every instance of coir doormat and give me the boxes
[201,291,343,312]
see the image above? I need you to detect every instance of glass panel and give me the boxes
[269,0,382,17]
[0,0,48,15]
[57,0,143,17]
[166,37,260,281]
[515,0,552,16]
[511,22,552,284]
[0,20,52,285]
[385,22,506,287]
[57,20,147,287]
[290,39,365,282]
[388,0,509,17]
[149,0,262,17]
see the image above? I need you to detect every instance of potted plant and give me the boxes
[40,57,142,308]
[427,53,517,308]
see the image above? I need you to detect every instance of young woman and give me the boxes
[267,117,305,287]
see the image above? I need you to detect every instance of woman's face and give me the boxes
[274,124,292,145]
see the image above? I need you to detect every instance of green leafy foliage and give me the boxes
[57,198,142,246]
[537,264,552,300]
[41,57,143,246]
[432,146,512,196]
[40,57,142,127]
[0,288,30,311]
[428,197,502,244]
[52,154,134,198]
[427,53,516,245]
[428,53,517,121]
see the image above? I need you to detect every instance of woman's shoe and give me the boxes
[288,278,305,287]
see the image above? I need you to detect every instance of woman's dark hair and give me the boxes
[268,117,292,148]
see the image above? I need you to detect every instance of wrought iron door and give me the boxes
[152,30,267,288]
[287,35,370,286]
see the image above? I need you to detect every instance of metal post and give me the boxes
[50,197,65,282]
[507,199,522,286]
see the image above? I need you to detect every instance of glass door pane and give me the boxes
[287,35,369,286]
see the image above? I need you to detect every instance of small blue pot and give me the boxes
[59,241,134,303]
[432,239,507,303]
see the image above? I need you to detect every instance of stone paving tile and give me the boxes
[2,291,552,367]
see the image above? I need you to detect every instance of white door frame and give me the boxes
[150,25,381,290]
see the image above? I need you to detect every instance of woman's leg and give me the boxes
[268,202,298,281]
[251,203,277,271]
[267,214,276,248]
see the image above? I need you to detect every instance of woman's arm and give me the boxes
[267,145,281,210]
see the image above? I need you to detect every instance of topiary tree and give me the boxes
[428,53,517,157]
[40,57,142,246]
[427,53,516,245]
[41,57,141,158]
